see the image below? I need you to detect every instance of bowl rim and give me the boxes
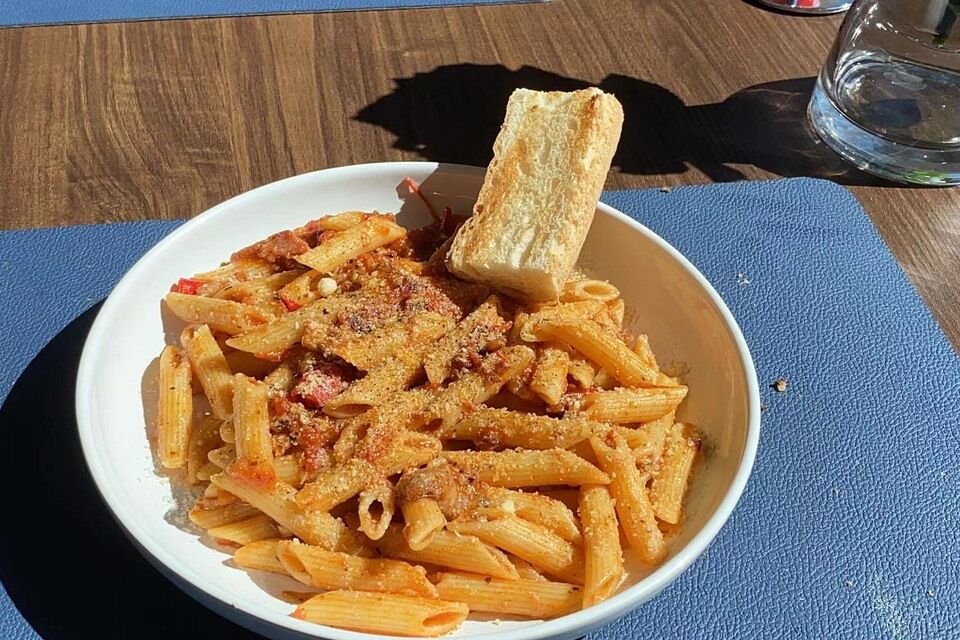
[76,161,761,640]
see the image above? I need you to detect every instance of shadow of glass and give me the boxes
[355,64,896,188]
[0,305,262,640]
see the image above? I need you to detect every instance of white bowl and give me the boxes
[76,162,760,640]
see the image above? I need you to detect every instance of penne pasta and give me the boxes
[231,374,276,484]
[566,357,597,389]
[582,386,687,424]
[313,210,369,231]
[210,472,347,549]
[496,489,582,544]
[375,524,518,580]
[188,499,260,530]
[224,350,277,378]
[517,301,605,342]
[277,539,437,597]
[193,259,276,284]
[449,516,584,584]
[442,449,609,488]
[439,407,595,450]
[434,572,581,619]
[225,296,344,355]
[579,485,624,606]
[165,292,271,335]
[208,513,280,546]
[561,279,621,303]
[323,351,424,418]
[649,422,700,524]
[422,296,506,386]
[401,498,446,551]
[589,435,666,563]
[292,591,468,637]
[157,345,193,469]
[296,217,406,273]
[181,324,234,419]
[416,346,535,430]
[530,345,571,405]
[528,318,677,388]
[212,269,306,304]
[187,414,223,485]
[357,479,395,540]
[322,312,455,371]
[508,555,549,581]
[233,538,288,574]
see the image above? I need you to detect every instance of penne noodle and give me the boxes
[579,484,624,606]
[449,516,584,584]
[401,498,446,551]
[233,538,288,574]
[263,362,296,392]
[439,407,595,450]
[649,422,700,524]
[187,414,223,485]
[181,324,234,419]
[323,351,424,418]
[274,453,306,487]
[517,301,605,342]
[623,410,675,471]
[495,489,582,545]
[165,292,271,335]
[277,539,437,597]
[157,345,193,469]
[581,386,687,424]
[566,357,597,389]
[422,296,506,386]
[416,346,535,430]
[224,350,277,378]
[313,210,369,231]
[375,524,518,580]
[528,318,677,388]
[296,218,407,273]
[606,298,625,327]
[508,555,549,581]
[188,499,260,530]
[561,279,621,303]
[589,435,666,563]
[442,449,609,488]
[633,334,660,371]
[210,472,347,549]
[208,513,280,546]
[530,345,571,406]
[225,296,345,355]
[193,259,276,284]
[292,591,468,637]
[434,572,581,619]
[231,374,275,484]
[358,479,395,540]
[294,458,370,511]
[276,270,324,310]
[207,443,236,469]
[212,269,306,303]
[323,312,455,371]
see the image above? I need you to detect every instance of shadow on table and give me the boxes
[356,64,894,187]
[0,306,262,640]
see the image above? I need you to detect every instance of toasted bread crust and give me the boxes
[447,88,624,302]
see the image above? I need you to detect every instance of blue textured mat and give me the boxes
[0,0,540,28]
[0,177,956,639]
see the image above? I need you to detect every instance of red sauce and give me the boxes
[232,230,310,270]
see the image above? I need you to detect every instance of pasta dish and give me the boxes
[156,186,700,636]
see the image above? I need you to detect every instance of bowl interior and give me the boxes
[77,162,754,640]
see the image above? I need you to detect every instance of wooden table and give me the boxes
[1,0,957,348]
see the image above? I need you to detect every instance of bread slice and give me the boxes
[446,87,624,302]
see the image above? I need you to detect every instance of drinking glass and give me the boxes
[808,0,960,185]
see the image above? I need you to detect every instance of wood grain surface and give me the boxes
[0,0,957,347]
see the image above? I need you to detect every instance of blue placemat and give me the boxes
[0,177,956,640]
[0,0,542,28]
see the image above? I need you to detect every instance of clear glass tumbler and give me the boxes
[808,0,960,185]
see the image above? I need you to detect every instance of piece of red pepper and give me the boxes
[279,293,302,312]
[172,278,203,295]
